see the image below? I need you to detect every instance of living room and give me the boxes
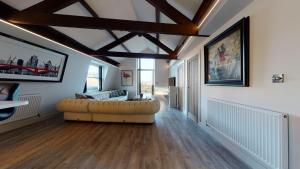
[0,0,299,169]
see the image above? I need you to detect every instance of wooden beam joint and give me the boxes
[96,32,137,52]
[146,0,194,26]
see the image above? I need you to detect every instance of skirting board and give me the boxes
[199,122,268,169]
[0,112,61,134]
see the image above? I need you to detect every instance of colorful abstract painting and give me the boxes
[208,30,241,81]
[204,17,249,86]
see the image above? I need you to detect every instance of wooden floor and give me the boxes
[0,96,250,169]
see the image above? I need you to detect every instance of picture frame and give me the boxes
[204,17,249,86]
[0,32,68,82]
[121,70,133,86]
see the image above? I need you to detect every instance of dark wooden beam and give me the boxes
[192,0,217,25]
[142,34,174,55]
[0,2,119,66]
[174,36,189,54]
[155,7,160,54]
[22,0,118,65]
[90,51,177,60]
[22,0,79,14]
[97,33,137,52]
[79,0,131,53]
[174,0,217,54]
[7,13,200,36]
[0,1,16,19]
[146,0,193,25]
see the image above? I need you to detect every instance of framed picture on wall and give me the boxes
[121,70,133,86]
[0,32,68,82]
[204,17,249,86]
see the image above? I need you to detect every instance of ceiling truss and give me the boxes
[0,1,120,66]
[0,0,217,65]
[78,0,131,53]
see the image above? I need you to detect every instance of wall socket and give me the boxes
[272,74,285,83]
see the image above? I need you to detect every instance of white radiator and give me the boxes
[0,94,41,125]
[207,98,288,169]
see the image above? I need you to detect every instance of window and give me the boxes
[85,64,102,92]
[138,58,155,69]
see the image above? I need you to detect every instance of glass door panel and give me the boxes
[139,70,154,97]
[137,58,155,97]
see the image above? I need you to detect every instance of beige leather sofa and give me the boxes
[56,98,160,123]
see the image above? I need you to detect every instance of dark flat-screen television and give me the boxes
[168,77,176,86]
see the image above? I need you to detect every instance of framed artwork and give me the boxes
[0,32,68,82]
[204,17,249,86]
[121,70,133,86]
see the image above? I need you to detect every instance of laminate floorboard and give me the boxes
[0,96,250,169]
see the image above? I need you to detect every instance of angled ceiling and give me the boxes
[0,0,253,64]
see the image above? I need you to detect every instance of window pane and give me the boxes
[86,64,99,91]
[87,65,99,78]
[140,59,154,69]
[87,77,99,91]
[140,70,153,96]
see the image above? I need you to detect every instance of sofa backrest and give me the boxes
[84,90,128,100]
[57,98,90,113]
[57,98,160,115]
[87,91,110,100]
[109,90,127,98]
[88,99,160,114]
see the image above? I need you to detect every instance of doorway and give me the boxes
[137,59,155,97]
[187,56,199,123]
[177,64,184,111]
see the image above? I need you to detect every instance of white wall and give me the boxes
[154,60,169,95]
[0,20,120,123]
[155,60,169,87]
[119,58,137,98]
[169,60,184,79]
[172,0,300,168]
[102,65,121,91]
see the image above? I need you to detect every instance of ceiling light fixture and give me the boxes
[0,19,119,68]
[177,0,220,56]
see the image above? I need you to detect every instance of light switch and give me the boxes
[272,74,284,83]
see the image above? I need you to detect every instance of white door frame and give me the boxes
[177,63,185,111]
[187,55,199,123]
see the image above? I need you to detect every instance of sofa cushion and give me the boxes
[75,90,127,101]
[109,90,120,98]
[118,90,126,96]
[107,96,127,101]
[84,91,109,100]
[75,93,88,99]
[85,95,95,99]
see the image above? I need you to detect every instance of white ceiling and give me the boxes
[1,0,253,63]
